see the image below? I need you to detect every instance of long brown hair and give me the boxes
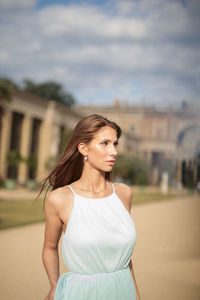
[36,114,122,202]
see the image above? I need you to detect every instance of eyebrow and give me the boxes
[100,139,118,143]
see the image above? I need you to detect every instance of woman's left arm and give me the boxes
[129,259,141,300]
[125,184,141,300]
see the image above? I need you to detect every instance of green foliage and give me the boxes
[0,77,18,102]
[24,154,38,171]
[113,154,150,185]
[0,77,18,88]
[6,150,22,166]
[0,77,76,107]
[23,79,75,107]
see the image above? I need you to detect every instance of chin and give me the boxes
[97,164,113,173]
[105,166,113,172]
[98,167,112,173]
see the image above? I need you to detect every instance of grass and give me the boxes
[0,198,45,230]
[132,192,185,205]
[0,191,192,230]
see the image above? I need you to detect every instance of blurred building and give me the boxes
[73,101,200,186]
[0,90,81,185]
[0,92,200,187]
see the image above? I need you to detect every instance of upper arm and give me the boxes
[123,184,133,213]
[43,191,63,250]
[115,183,133,213]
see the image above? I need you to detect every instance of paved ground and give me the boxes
[0,195,200,300]
[131,196,200,300]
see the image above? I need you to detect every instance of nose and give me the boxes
[109,144,118,157]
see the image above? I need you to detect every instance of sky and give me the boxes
[0,0,199,106]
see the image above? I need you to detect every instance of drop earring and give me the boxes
[84,155,88,161]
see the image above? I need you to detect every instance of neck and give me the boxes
[78,163,108,192]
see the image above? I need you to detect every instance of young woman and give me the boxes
[40,114,141,300]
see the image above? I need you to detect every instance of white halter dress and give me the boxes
[54,182,137,300]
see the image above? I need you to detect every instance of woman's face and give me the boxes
[85,126,118,172]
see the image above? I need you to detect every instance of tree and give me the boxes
[23,79,75,107]
[0,77,18,103]
[112,154,150,185]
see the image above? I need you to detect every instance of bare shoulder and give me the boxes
[114,182,133,198]
[45,185,73,215]
[42,185,75,237]
[114,182,133,213]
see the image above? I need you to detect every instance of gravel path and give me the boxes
[1,196,200,300]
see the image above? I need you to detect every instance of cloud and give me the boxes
[0,0,199,106]
[0,0,36,10]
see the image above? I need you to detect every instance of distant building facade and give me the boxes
[0,90,81,185]
[0,91,199,187]
[73,102,200,186]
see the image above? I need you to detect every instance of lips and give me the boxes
[107,160,115,165]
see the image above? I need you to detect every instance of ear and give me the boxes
[78,142,88,156]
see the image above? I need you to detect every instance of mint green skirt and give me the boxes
[54,267,136,300]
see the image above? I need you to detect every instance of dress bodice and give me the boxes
[62,182,137,275]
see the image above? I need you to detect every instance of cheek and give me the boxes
[90,145,107,157]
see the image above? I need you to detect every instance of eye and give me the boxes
[101,141,108,146]
[114,141,119,147]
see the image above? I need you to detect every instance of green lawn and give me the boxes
[0,199,45,230]
[132,192,185,205]
[0,191,190,230]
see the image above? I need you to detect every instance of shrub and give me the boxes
[113,154,150,185]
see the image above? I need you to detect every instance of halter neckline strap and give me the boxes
[68,182,115,199]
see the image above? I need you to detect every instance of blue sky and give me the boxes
[36,1,108,9]
[0,0,199,106]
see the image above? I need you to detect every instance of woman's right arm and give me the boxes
[42,191,63,300]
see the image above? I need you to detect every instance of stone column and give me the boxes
[18,114,32,184]
[0,108,12,179]
[177,159,183,189]
[193,158,198,184]
[36,101,55,181]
